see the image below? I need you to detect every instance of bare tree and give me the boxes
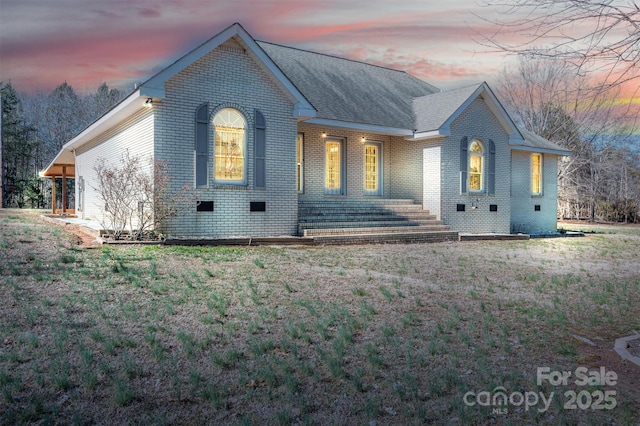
[495,57,640,222]
[93,150,196,240]
[478,0,640,90]
[44,82,87,160]
[90,82,123,122]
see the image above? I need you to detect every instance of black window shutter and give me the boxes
[195,104,209,187]
[488,139,496,195]
[460,136,468,194]
[255,110,266,189]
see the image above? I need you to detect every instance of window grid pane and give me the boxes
[532,154,542,194]
[469,154,483,191]
[325,142,341,190]
[365,145,378,191]
[215,128,244,181]
[213,109,245,182]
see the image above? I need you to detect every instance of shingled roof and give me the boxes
[515,127,572,155]
[257,41,439,130]
[412,84,482,133]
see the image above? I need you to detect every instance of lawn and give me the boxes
[1,209,639,425]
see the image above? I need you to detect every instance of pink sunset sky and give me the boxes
[0,0,528,92]
[0,0,638,110]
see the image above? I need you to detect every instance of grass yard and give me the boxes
[1,209,639,425]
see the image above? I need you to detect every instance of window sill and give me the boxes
[213,183,249,190]
[531,194,544,198]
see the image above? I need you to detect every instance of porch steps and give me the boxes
[298,199,456,243]
[303,224,451,236]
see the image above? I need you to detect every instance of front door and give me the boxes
[325,139,345,195]
[364,142,382,196]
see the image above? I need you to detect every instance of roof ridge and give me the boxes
[256,40,412,74]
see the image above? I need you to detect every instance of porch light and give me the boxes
[144,98,153,107]
[321,131,327,138]
[360,136,367,143]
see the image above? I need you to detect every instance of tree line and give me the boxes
[1,81,124,208]
[496,58,640,223]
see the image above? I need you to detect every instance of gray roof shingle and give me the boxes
[412,84,482,133]
[257,41,439,129]
[517,127,572,155]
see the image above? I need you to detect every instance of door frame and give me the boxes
[364,141,383,196]
[324,137,346,195]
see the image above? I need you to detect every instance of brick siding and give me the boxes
[510,150,560,234]
[440,98,511,233]
[155,39,299,237]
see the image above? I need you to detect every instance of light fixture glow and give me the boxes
[321,131,327,138]
[144,98,153,107]
[360,136,367,143]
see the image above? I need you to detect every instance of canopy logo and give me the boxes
[463,366,618,415]
[463,387,553,414]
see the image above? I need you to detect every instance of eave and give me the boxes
[41,90,149,177]
[303,118,413,137]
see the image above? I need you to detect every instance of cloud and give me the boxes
[139,8,162,18]
[0,1,546,93]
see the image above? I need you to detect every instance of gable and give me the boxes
[163,37,294,111]
[410,83,521,142]
[139,23,315,120]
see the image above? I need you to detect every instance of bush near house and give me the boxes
[93,150,195,240]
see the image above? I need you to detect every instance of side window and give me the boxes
[532,153,542,195]
[213,108,246,184]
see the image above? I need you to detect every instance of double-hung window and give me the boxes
[531,153,542,195]
[468,140,484,192]
[213,108,246,184]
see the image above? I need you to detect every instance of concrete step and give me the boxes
[297,198,444,239]
[304,224,451,237]
[311,231,459,245]
[299,213,424,222]
[299,199,416,207]
[298,220,423,233]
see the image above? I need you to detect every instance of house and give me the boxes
[41,23,570,241]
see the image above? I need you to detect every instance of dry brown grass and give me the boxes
[1,209,639,425]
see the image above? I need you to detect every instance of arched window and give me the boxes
[213,108,246,183]
[468,140,484,191]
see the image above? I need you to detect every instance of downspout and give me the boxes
[73,149,79,219]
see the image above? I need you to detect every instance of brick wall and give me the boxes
[155,39,299,237]
[297,123,392,201]
[388,136,436,203]
[510,150,560,234]
[440,98,511,233]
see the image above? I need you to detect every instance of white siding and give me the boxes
[75,109,154,226]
